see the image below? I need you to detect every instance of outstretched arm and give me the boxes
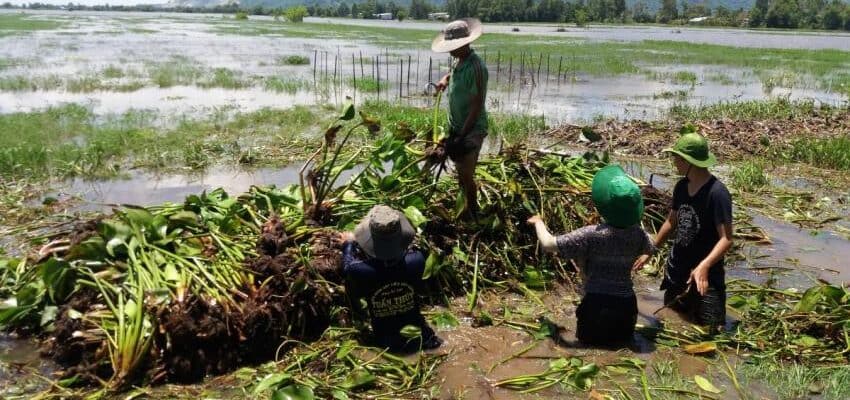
[527,215,558,254]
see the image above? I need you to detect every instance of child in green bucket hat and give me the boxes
[650,133,732,331]
[528,164,655,347]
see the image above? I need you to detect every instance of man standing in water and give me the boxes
[432,18,488,218]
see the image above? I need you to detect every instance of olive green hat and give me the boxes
[662,133,716,168]
[591,165,644,228]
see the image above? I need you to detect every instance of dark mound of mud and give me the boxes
[155,296,237,383]
[43,288,112,383]
[548,111,850,160]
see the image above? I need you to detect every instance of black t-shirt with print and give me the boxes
[664,176,733,290]
[342,242,435,350]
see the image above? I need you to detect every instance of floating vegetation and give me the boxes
[0,103,671,397]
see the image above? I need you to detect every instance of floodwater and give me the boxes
[0,10,847,123]
[307,17,850,51]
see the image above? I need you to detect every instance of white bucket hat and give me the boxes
[431,18,483,53]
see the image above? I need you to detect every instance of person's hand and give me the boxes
[526,215,543,226]
[337,231,354,244]
[435,75,449,92]
[632,254,650,272]
[687,264,710,296]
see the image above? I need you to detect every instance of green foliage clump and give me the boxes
[285,6,308,23]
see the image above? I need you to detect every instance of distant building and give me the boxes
[688,16,710,24]
[373,12,393,20]
[428,12,450,21]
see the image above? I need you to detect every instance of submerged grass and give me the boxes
[740,358,850,400]
[781,136,850,170]
[209,20,850,87]
[731,159,769,191]
[276,55,310,66]
[0,14,66,36]
[263,76,308,93]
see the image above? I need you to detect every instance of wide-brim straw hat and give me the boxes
[591,165,644,228]
[354,205,415,261]
[431,18,482,53]
[662,132,717,168]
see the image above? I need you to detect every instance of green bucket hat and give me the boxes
[662,133,716,168]
[591,165,644,228]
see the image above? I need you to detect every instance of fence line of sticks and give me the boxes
[309,49,581,103]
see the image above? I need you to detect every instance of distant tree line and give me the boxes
[4,0,850,31]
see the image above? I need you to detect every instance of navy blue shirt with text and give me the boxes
[342,242,434,350]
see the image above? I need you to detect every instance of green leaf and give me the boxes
[168,210,200,227]
[422,252,442,280]
[40,305,58,327]
[727,295,748,309]
[41,258,76,303]
[694,375,723,394]
[532,317,558,340]
[272,384,315,400]
[332,390,349,400]
[340,102,355,121]
[523,269,546,289]
[254,373,292,395]
[164,263,180,282]
[122,208,154,228]
[403,206,428,229]
[399,325,422,339]
[341,369,376,390]
[335,340,357,360]
[430,311,459,330]
[793,335,820,347]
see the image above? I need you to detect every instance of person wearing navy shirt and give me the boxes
[340,205,441,353]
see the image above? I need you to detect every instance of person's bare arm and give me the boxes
[654,209,677,247]
[688,222,733,295]
[527,215,558,254]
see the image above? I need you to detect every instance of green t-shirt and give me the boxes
[447,51,488,135]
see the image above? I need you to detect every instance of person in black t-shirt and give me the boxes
[339,205,441,353]
[652,133,733,331]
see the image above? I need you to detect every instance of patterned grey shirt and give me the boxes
[556,224,655,297]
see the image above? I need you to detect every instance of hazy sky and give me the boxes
[10,0,166,5]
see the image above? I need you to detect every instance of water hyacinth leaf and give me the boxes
[106,237,125,257]
[332,390,349,400]
[399,325,422,339]
[573,362,599,390]
[164,263,180,282]
[580,126,602,142]
[272,384,314,400]
[523,269,546,289]
[99,219,131,241]
[694,375,723,394]
[253,373,292,395]
[335,340,357,360]
[68,236,107,261]
[40,305,58,327]
[793,335,819,347]
[168,210,199,227]
[683,341,717,355]
[532,317,558,340]
[422,252,442,280]
[123,207,154,228]
[403,206,428,229]
[340,102,355,121]
[41,258,75,303]
[452,246,469,265]
[727,294,748,309]
[430,310,459,330]
[341,369,376,390]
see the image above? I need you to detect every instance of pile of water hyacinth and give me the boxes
[0,104,841,398]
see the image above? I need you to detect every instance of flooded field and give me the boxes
[1,10,848,123]
[2,9,850,400]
